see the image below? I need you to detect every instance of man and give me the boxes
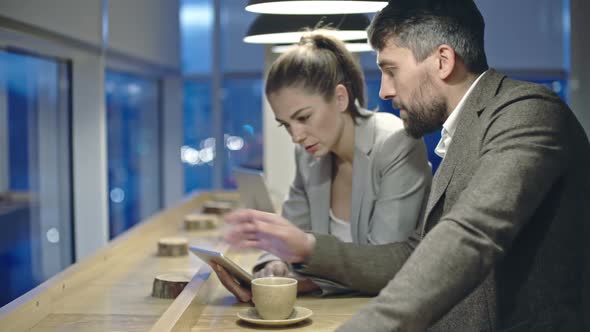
[222,0,590,330]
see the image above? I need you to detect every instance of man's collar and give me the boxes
[442,70,488,137]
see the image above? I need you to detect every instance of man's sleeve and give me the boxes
[295,233,416,294]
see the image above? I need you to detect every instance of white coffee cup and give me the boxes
[251,277,297,320]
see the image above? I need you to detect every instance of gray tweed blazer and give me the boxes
[296,69,590,331]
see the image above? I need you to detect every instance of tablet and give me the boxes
[189,246,253,287]
[233,167,276,213]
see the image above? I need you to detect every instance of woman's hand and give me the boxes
[211,262,252,302]
[212,260,320,302]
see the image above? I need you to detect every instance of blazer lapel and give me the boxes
[307,154,331,234]
[351,112,376,243]
[422,70,505,235]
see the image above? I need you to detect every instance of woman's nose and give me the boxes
[290,125,305,143]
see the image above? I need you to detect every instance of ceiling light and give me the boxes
[271,39,372,53]
[246,0,387,15]
[244,14,370,44]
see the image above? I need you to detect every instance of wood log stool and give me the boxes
[201,200,234,215]
[184,213,219,231]
[151,273,191,299]
[157,237,188,256]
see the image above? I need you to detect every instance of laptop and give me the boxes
[232,167,276,213]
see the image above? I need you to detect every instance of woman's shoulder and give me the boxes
[364,112,412,148]
[370,111,405,136]
[366,112,425,166]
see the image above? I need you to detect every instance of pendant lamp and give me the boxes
[243,14,370,44]
[246,0,388,15]
[271,39,372,53]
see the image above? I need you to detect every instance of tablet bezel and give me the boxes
[189,246,253,287]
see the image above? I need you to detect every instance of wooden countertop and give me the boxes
[0,192,372,331]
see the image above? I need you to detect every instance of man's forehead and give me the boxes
[376,41,406,65]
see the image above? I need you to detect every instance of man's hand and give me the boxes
[254,260,321,294]
[253,260,292,278]
[223,209,316,263]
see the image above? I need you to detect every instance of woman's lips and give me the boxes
[305,143,318,153]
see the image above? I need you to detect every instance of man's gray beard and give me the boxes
[398,75,448,139]
[402,99,447,139]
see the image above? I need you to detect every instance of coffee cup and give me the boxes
[251,277,297,320]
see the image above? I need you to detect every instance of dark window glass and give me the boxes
[222,77,264,188]
[183,80,214,192]
[0,50,73,307]
[106,71,161,238]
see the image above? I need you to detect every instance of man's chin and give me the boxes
[403,123,438,139]
[404,128,424,139]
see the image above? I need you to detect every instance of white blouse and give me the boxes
[329,209,353,243]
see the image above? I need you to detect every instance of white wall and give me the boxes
[108,0,181,70]
[262,48,294,201]
[0,0,103,46]
[570,0,590,136]
[162,77,185,207]
[475,0,566,71]
[359,0,568,73]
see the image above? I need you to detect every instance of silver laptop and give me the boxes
[233,167,276,213]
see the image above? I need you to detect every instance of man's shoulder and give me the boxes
[477,76,569,125]
[493,76,564,107]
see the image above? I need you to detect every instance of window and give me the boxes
[0,50,73,307]
[106,71,161,238]
[182,80,214,192]
[222,77,264,188]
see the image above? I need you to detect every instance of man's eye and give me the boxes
[382,67,395,76]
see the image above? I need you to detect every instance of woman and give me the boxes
[214,30,431,300]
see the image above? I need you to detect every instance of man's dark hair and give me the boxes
[367,0,489,73]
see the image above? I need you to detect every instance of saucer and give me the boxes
[237,306,313,326]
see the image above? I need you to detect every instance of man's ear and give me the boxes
[335,84,349,112]
[434,44,456,80]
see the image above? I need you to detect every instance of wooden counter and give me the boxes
[0,192,372,331]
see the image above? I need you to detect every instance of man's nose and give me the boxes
[379,77,396,100]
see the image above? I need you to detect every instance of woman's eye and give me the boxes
[298,115,310,122]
